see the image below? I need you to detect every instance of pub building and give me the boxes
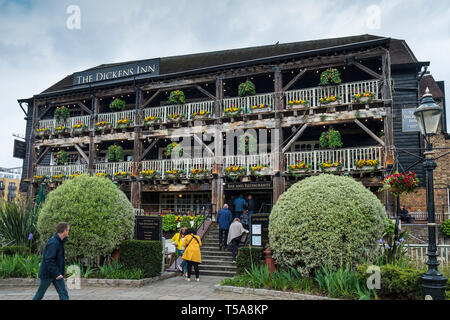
[17,34,448,218]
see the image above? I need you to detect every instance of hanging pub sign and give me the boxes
[250,213,270,247]
[13,139,26,159]
[402,107,420,132]
[73,58,160,85]
[135,215,162,242]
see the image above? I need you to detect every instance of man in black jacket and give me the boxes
[32,222,70,300]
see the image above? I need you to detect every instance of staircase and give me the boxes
[199,222,237,277]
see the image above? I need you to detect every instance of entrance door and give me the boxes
[224,190,272,215]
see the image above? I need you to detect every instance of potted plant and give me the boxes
[54,106,70,124]
[168,112,185,123]
[35,128,49,138]
[33,175,47,184]
[55,150,68,165]
[109,98,126,111]
[319,94,342,106]
[95,172,108,178]
[288,161,311,177]
[191,110,211,120]
[190,168,210,180]
[250,164,270,178]
[319,161,343,173]
[319,68,342,86]
[51,173,66,183]
[113,171,130,180]
[224,105,242,117]
[141,169,160,180]
[250,104,271,113]
[355,159,379,171]
[353,91,375,103]
[165,169,184,179]
[168,90,186,105]
[380,171,419,197]
[287,99,310,109]
[144,115,161,128]
[108,145,123,162]
[54,125,68,136]
[319,129,343,149]
[225,165,245,181]
[116,118,131,130]
[238,80,256,97]
[95,120,112,132]
[166,142,183,157]
[72,122,87,136]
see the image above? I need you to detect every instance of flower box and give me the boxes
[167,113,185,123]
[355,159,379,171]
[141,170,160,180]
[190,169,211,180]
[113,172,131,180]
[191,110,211,120]
[33,175,47,184]
[72,123,87,136]
[95,121,112,132]
[116,118,131,130]
[144,116,161,128]
[319,96,342,106]
[319,161,343,173]
[288,162,311,176]
[250,165,270,177]
[225,165,245,181]
[165,170,185,179]
[224,106,243,117]
[287,100,310,110]
[353,92,375,104]
[51,174,66,183]
[35,128,49,138]
[95,172,108,178]
[250,104,271,113]
[54,126,69,135]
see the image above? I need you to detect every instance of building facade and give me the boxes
[17,34,446,217]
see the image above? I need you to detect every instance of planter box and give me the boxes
[72,127,87,136]
[250,107,271,114]
[224,110,242,118]
[320,166,343,173]
[288,103,309,110]
[191,174,211,180]
[191,114,211,121]
[319,99,342,107]
[356,165,378,171]
[165,173,184,180]
[353,96,374,104]
[289,168,311,175]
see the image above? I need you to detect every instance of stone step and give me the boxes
[200,264,237,272]
[201,259,235,266]
[198,269,235,277]
[201,251,234,258]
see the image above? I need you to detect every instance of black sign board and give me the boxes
[225,182,273,190]
[13,139,26,159]
[73,58,160,86]
[250,213,270,247]
[135,216,162,242]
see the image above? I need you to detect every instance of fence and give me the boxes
[405,244,450,264]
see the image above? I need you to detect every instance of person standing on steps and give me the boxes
[171,226,187,276]
[247,195,255,216]
[233,194,247,220]
[216,204,233,250]
[32,222,70,300]
[227,218,249,262]
[182,228,202,282]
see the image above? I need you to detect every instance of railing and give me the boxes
[37,116,91,134]
[223,93,274,114]
[97,110,136,127]
[406,212,449,224]
[36,164,88,177]
[143,100,215,123]
[95,161,133,175]
[222,153,273,175]
[285,146,384,173]
[405,244,450,264]
[141,157,214,179]
[285,79,380,108]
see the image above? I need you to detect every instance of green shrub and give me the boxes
[119,240,162,278]
[0,245,31,256]
[0,254,41,278]
[441,219,450,237]
[357,263,425,299]
[96,259,144,280]
[37,174,135,262]
[269,174,385,276]
[236,246,264,274]
[0,200,38,248]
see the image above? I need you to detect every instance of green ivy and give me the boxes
[441,219,450,237]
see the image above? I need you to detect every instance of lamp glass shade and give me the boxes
[414,89,442,135]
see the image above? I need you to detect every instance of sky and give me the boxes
[0,0,449,169]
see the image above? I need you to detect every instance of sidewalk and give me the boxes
[0,274,292,300]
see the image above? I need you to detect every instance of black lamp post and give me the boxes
[413,87,447,300]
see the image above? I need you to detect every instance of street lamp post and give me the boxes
[414,87,447,300]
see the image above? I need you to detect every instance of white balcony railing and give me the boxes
[223,93,274,114]
[285,79,380,108]
[141,157,214,179]
[37,115,91,134]
[143,100,215,123]
[285,146,384,173]
[95,161,133,176]
[221,153,273,175]
[97,110,136,127]
[36,164,88,177]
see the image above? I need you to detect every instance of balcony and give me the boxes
[35,164,88,177]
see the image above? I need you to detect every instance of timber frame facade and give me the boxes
[18,35,430,216]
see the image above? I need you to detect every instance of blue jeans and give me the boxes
[32,278,69,300]
[176,249,187,273]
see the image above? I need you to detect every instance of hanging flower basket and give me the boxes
[55,150,68,166]
[166,142,183,158]
[225,165,245,181]
[250,164,270,178]
[353,92,375,103]
[224,106,242,117]
[190,168,211,180]
[165,169,185,179]
[141,170,160,180]
[319,161,343,173]
[380,171,419,197]
[355,159,379,171]
[54,106,70,124]
[238,80,256,97]
[250,104,271,113]
[168,90,186,105]
[144,115,161,128]
[288,162,311,176]
[319,129,343,149]
[191,110,211,120]
[109,98,126,111]
[319,68,342,86]
[72,123,87,136]
[287,100,310,109]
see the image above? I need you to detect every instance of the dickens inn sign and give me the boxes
[73,58,160,85]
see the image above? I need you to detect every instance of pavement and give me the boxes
[0,274,292,300]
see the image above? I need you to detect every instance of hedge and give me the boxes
[236,246,264,274]
[119,240,162,278]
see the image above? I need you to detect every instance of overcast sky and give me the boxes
[0,0,449,169]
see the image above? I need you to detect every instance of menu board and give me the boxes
[250,214,270,247]
[135,216,162,242]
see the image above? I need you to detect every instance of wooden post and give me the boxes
[27,100,39,199]
[272,66,285,205]
[88,95,99,175]
[131,87,143,209]
[215,75,224,121]
[211,129,224,219]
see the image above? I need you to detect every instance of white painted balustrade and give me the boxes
[285,146,384,173]
[95,161,133,176]
[96,110,136,127]
[36,164,88,177]
[223,93,274,114]
[143,100,215,123]
[221,153,273,175]
[141,157,214,179]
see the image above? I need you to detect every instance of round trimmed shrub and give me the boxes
[37,174,135,262]
[269,174,386,276]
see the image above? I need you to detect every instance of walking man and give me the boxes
[32,222,70,300]
[227,218,249,262]
[217,204,233,250]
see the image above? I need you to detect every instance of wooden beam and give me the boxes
[37,103,53,121]
[76,101,92,114]
[283,69,308,92]
[139,89,161,110]
[36,147,50,164]
[193,134,214,157]
[351,61,382,80]
[354,119,385,146]
[195,85,216,100]
[138,138,159,161]
[73,143,89,163]
[282,124,308,153]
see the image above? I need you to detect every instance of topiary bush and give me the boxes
[37,174,135,262]
[440,219,450,237]
[269,174,386,276]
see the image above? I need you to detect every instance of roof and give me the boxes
[419,74,444,100]
[39,34,420,95]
